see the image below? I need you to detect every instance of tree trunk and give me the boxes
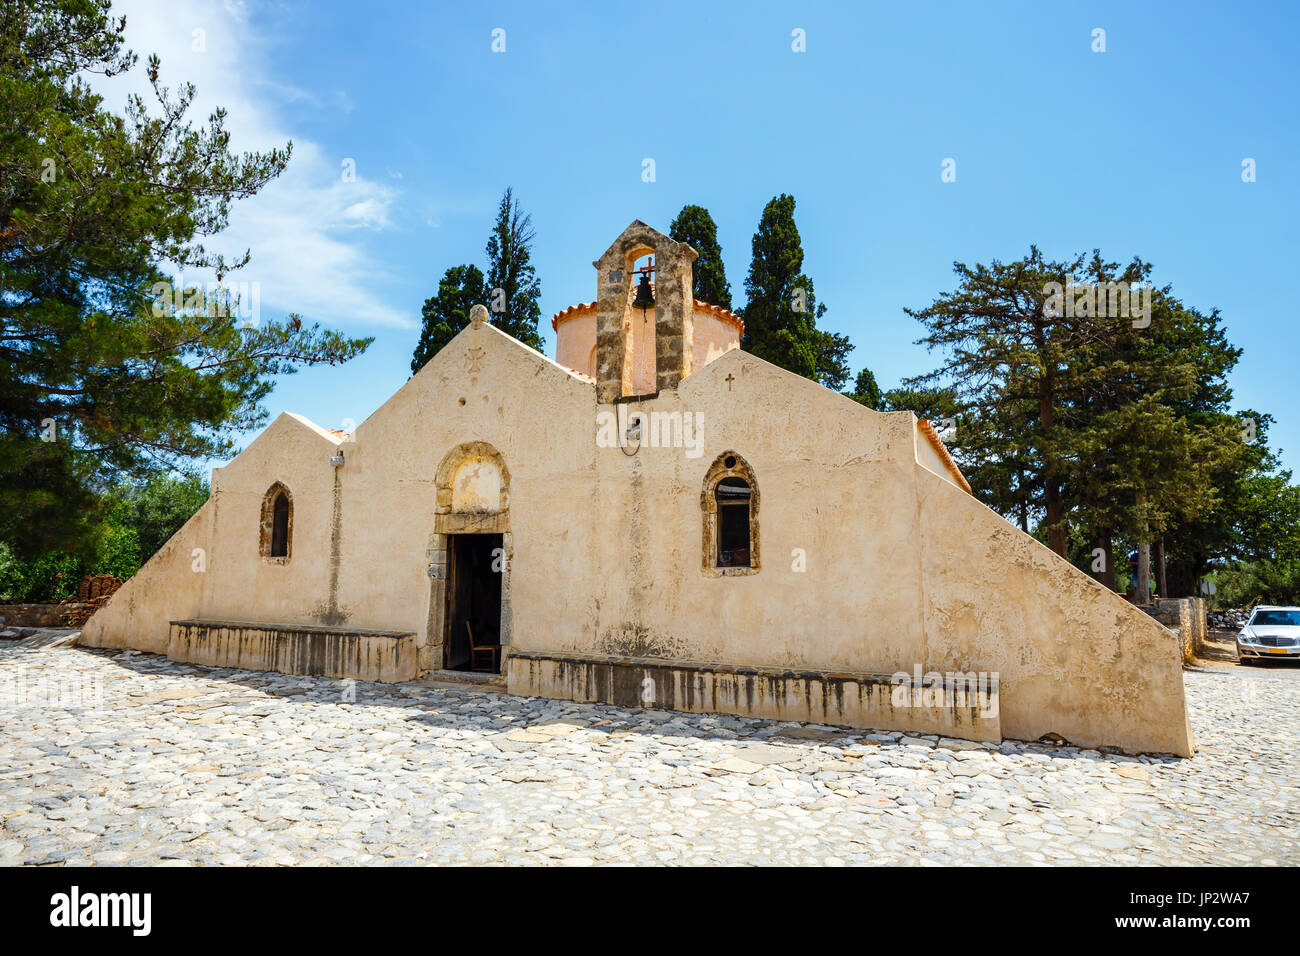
[1040,376,1067,555]
[1156,539,1168,599]
[1135,492,1151,604]
[1167,550,1208,600]
[1096,531,1116,591]
[1016,469,1029,533]
[1136,542,1152,604]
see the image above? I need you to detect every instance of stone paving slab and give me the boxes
[0,643,1296,866]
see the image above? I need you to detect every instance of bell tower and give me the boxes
[592,221,697,404]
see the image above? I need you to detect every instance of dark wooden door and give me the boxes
[444,533,503,671]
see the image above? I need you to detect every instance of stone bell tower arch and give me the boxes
[593,221,698,403]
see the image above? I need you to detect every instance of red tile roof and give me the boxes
[551,299,744,335]
[551,301,596,328]
[917,419,972,494]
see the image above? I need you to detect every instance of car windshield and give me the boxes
[1250,610,1300,627]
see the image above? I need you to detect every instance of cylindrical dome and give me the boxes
[552,298,743,384]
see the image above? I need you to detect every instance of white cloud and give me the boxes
[92,0,412,329]
[341,197,394,230]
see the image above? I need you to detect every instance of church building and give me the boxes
[81,221,1194,756]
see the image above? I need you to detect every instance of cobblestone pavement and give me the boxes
[1,638,1296,866]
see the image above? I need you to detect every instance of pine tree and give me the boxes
[668,204,731,308]
[1067,260,1250,597]
[905,245,1251,583]
[880,384,962,421]
[0,0,371,557]
[1162,411,1299,595]
[411,188,545,369]
[904,247,1102,555]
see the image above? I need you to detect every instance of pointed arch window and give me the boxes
[716,478,751,565]
[271,494,289,557]
[260,482,293,564]
[702,452,759,576]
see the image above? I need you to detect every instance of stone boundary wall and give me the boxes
[1155,598,1208,662]
[0,603,96,628]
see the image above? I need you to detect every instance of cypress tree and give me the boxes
[741,194,852,389]
[668,204,731,308]
[483,188,544,350]
[410,265,486,373]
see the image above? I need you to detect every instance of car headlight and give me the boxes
[1238,631,1253,643]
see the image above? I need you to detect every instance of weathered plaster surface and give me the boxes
[81,223,1193,755]
[168,619,417,683]
[555,304,739,382]
[507,650,1001,742]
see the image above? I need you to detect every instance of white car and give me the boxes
[1237,606,1300,663]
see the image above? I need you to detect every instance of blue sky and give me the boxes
[103,0,1299,473]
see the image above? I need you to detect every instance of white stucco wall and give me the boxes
[82,322,1192,755]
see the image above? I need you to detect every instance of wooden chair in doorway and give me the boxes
[465,621,501,673]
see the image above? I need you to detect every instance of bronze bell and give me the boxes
[632,272,655,313]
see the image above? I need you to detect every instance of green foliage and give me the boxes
[668,204,731,308]
[740,194,852,390]
[846,368,883,408]
[1067,264,1236,573]
[1160,412,1300,595]
[411,264,485,373]
[1214,560,1300,609]
[880,384,961,421]
[903,245,1295,593]
[484,188,544,350]
[0,543,16,601]
[0,549,83,603]
[811,328,853,392]
[904,246,1098,552]
[116,472,208,562]
[904,247,1232,560]
[411,188,543,369]
[90,496,139,578]
[0,472,207,602]
[0,0,371,559]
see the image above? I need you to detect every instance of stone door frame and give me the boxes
[421,441,513,674]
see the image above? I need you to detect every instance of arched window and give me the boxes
[260,482,293,563]
[271,493,290,557]
[701,452,759,575]
[715,477,751,566]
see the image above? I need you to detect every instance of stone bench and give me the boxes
[168,619,418,683]
[506,649,1002,744]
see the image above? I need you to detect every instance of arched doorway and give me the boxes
[427,442,512,674]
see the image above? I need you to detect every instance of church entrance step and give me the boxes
[420,668,505,691]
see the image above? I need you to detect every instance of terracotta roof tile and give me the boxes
[692,299,745,334]
[917,419,972,494]
[551,301,596,329]
[551,298,743,334]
